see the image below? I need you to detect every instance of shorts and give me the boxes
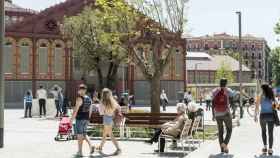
[103,115,113,126]
[75,119,88,135]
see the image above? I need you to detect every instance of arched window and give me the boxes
[37,40,49,74]
[53,40,65,75]
[19,39,32,74]
[4,38,15,74]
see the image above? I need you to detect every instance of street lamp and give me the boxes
[0,0,5,148]
[195,63,202,102]
[236,11,243,118]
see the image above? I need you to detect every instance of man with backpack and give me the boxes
[212,78,235,154]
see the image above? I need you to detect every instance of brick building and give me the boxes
[3,0,186,108]
[186,33,270,81]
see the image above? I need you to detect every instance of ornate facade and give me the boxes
[4,0,186,107]
[4,0,91,108]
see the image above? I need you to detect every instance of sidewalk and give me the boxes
[0,110,187,158]
[187,115,280,158]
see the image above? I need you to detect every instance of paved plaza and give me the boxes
[0,109,193,158]
[0,109,280,158]
[188,114,280,158]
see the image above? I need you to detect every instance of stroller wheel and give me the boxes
[54,137,58,141]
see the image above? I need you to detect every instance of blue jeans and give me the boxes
[25,102,32,117]
[55,100,62,116]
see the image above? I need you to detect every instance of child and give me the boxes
[97,88,121,155]
[24,91,33,118]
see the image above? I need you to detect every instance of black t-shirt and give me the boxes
[76,95,92,120]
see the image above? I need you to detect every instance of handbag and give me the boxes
[273,109,280,126]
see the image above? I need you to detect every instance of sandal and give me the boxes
[268,149,273,156]
[262,148,267,155]
[113,149,122,155]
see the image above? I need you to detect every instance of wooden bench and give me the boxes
[90,112,177,127]
[89,112,177,138]
[124,113,177,128]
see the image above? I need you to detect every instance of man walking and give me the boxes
[71,84,94,157]
[36,85,47,117]
[160,90,168,111]
[212,78,235,154]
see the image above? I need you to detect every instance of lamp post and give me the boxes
[0,0,5,148]
[195,63,202,102]
[236,11,242,119]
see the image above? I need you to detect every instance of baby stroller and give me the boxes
[54,117,74,141]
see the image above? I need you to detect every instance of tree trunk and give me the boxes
[96,66,104,91]
[107,65,119,90]
[106,62,119,90]
[150,75,161,113]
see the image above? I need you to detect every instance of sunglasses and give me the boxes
[79,87,87,90]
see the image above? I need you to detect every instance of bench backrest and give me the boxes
[180,119,193,139]
[90,113,103,124]
[124,113,177,125]
[191,116,202,134]
[90,112,177,125]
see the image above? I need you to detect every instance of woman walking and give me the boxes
[97,88,121,155]
[255,84,276,155]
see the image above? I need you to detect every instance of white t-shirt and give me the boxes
[160,93,168,102]
[36,89,47,100]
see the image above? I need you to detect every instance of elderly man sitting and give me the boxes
[145,102,200,152]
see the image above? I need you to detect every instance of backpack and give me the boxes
[213,89,228,112]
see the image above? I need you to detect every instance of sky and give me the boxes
[13,0,280,48]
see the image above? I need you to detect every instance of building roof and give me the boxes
[187,32,265,41]
[186,52,251,71]
[5,0,36,13]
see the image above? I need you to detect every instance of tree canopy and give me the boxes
[215,61,235,84]
[62,0,138,89]
[270,48,280,86]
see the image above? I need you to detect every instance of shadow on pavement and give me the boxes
[158,152,187,158]
[254,155,280,158]
[209,153,234,158]
[140,152,187,158]
[173,146,198,151]
[71,154,112,158]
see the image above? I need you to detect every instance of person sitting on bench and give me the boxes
[144,102,193,152]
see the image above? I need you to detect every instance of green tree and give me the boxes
[128,0,188,113]
[62,0,137,90]
[270,48,280,86]
[273,21,280,86]
[215,61,235,84]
